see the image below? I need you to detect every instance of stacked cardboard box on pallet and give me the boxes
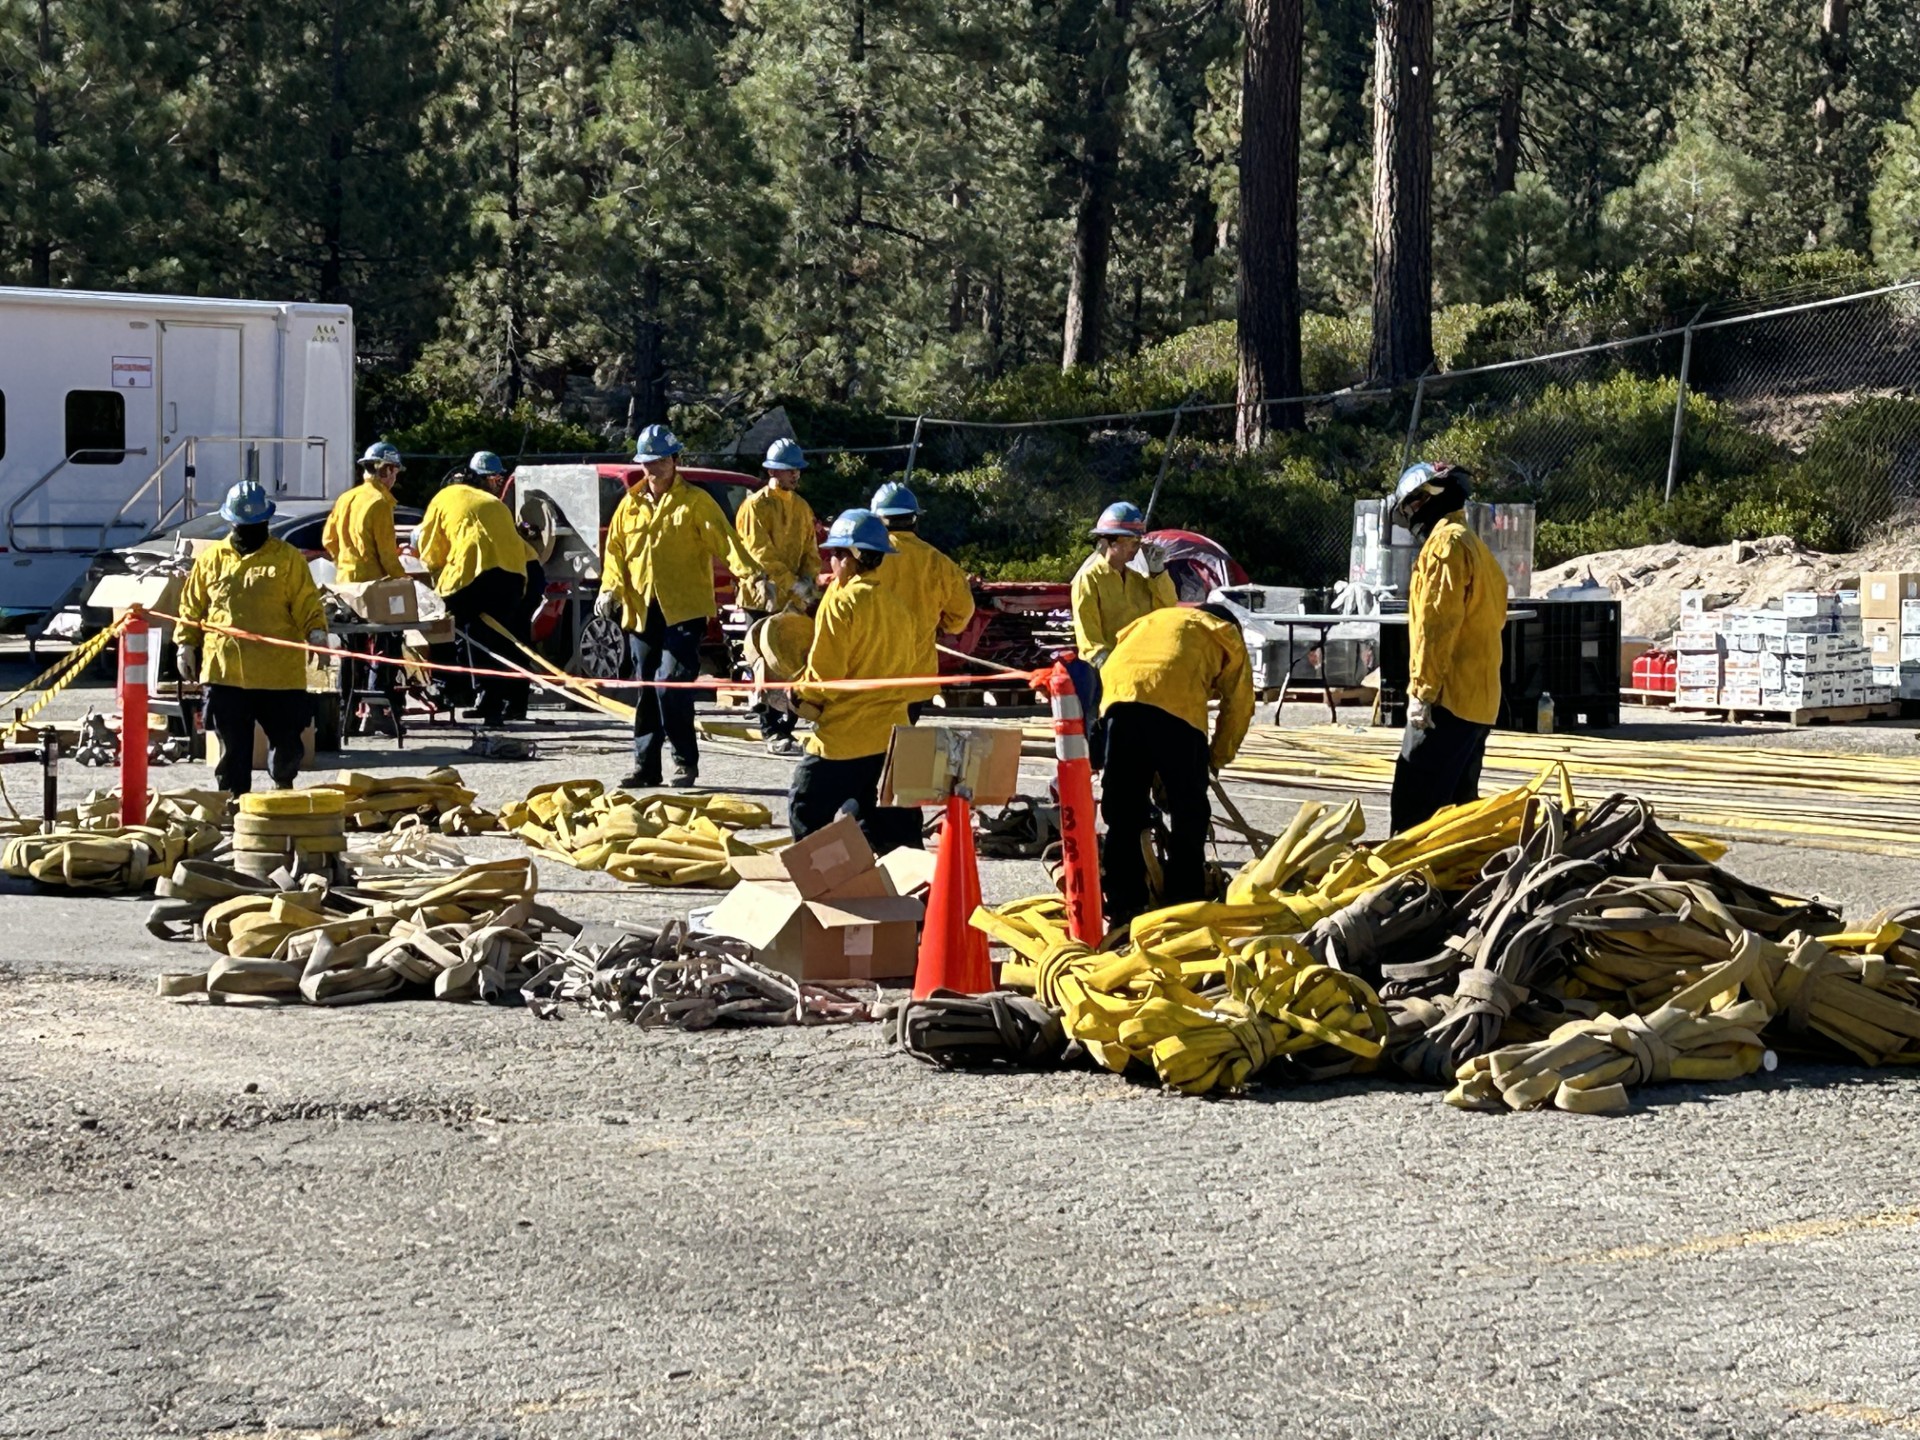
[1674,588,1890,711]
[1860,572,1920,701]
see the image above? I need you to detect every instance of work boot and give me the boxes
[765,735,799,757]
[618,769,659,791]
[669,763,699,789]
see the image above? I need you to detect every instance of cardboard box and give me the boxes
[705,816,924,983]
[89,570,185,622]
[206,720,317,772]
[1723,685,1764,707]
[1839,590,1862,617]
[1759,613,1834,639]
[1676,656,1723,686]
[1675,631,1724,654]
[1678,610,1722,633]
[1675,685,1721,708]
[404,619,457,647]
[1860,572,1920,620]
[880,724,1025,808]
[1904,598,1920,635]
[330,577,421,626]
[1780,592,1839,618]
[1678,590,1709,618]
[1867,624,1900,661]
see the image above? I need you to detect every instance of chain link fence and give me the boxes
[401,280,1920,592]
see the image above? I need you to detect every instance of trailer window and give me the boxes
[66,390,125,464]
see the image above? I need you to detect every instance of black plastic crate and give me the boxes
[1375,598,1620,732]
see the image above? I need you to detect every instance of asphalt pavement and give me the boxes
[3,662,1918,1439]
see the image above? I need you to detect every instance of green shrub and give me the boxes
[1791,396,1920,545]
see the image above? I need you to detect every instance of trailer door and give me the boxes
[160,322,243,512]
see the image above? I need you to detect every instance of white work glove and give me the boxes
[1408,696,1434,732]
[595,591,619,622]
[1139,540,1168,576]
[307,630,328,649]
[175,645,200,683]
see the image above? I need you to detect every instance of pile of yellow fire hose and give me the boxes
[1,788,232,891]
[500,781,775,887]
[972,763,1920,1110]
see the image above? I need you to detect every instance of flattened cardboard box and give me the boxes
[879,724,1025,807]
[706,816,924,982]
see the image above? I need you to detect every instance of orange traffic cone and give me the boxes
[912,792,993,999]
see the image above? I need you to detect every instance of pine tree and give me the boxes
[170,0,464,363]
[1369,0,1434,384]
[1237,0,1306,447]
[555,26,781,433]
[0,0,187,287]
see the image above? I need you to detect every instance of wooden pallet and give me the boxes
[1261,684,1375,706]
[1665,700,1902,727]
[932,684,1045,714]
[1622,687,1675,707]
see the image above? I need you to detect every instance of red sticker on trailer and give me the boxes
[111,355,153,388]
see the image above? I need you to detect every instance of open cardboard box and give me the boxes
[705,815,924,983]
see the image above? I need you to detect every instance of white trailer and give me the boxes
[0,286,354,619]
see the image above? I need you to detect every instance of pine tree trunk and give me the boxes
[1491,0,1530,196]
[1237,0,1305,450]
[503,44,526,408]
[1182,184,1218,327]
[1815,0,1851,224]
[1061,0,1134,370]
[1368,0,1434,387]
[30,0,54,287]
[627,265,666,437]
[319,0,348,303]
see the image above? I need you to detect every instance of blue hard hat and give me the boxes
[1389,460,1470,519]
[220,480,276,526]
[468,450,506,478]
[764,438,807,471]
[821,508,896,555]
[1092,501,1146,538]
[633,424,684,463]
[359,441,404,470]
[870,482,919,517]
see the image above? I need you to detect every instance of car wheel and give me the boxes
[572,613,626,680]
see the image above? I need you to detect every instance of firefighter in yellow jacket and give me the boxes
[596,424,761,789]
[1069,501,1176,768]
[788,510,922,851]
[324,441,410,733]
[868,482,974,721]
[1387,461,1508,833]
[415,451,535,726]
[1098,602,1254,924]
[735,437,822,755]
[175,480,328,796]
[324,442,408,583]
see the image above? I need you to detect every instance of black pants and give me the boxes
[203,685,312,796]
[1066,657,1107,770]
[742,609,797,741]
[442,567,529,720]
[1100,701,1211,925]
[630,600,707,780]
[788,752,923,852]
[1390,703,1492,834]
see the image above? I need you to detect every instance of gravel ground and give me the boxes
[3,658,1919,1440]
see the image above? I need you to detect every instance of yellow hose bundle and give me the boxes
[500,780,774,888]
[1451,947,1777,1113]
